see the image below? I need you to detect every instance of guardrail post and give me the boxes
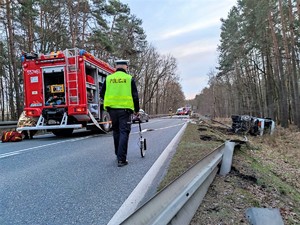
[219,140,236,176]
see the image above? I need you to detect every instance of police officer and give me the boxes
[100,60,140,167]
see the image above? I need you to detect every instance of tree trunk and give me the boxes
[268,9,289,127]
[6,0,22,119]
[288,0,300,127]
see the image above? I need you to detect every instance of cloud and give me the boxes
[182,76,209,99]
[121,0,237,98]
[158,18,220,41]
[169,40,218,59]
[141,0,235,42]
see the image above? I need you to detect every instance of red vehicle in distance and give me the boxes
[176,107,191,115]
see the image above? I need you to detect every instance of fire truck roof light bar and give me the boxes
[37,58,65,63]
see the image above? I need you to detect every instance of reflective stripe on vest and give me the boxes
[104,71,134,110]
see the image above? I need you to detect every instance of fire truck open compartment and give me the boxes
[43,67,66,106]
[84,63,98,119]
[84,63,108,120]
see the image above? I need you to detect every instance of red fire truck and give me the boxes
[17,48,115,136]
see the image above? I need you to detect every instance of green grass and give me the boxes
[157,120,300,224]
[157,123,221,191]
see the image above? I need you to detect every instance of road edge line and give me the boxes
[107,122,188,225]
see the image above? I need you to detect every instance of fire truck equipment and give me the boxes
[50,84,64,93]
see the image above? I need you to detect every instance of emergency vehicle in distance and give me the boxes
[176,107,191,115]
[17,48,115,136]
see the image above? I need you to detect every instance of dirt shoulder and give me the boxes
[158,119,300,225]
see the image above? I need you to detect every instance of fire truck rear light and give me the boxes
[27,110,35,116]
[75,107,86,112]
[23,63,28,68]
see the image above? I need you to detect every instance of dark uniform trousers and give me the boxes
[108,109,132,162]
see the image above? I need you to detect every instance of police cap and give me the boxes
[115,59,129,66]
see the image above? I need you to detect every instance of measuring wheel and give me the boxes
[138,120,147,157]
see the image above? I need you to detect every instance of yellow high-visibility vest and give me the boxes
[104,71,134,110]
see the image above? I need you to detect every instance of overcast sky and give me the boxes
[121,0,237,99]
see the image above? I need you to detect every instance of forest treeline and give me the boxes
[193,0,300,129]
[0,0,185,120]
[3,0,299,130]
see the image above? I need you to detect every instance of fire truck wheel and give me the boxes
[101,111,112,132]
[51,129,74,137]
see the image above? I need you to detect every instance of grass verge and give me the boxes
[158,120,300,225]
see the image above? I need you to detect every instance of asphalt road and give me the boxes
[0,117,187,225]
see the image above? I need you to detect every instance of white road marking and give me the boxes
[152,122,186,131]
[108,122,188,225]
[0,136,92,159]
[131,122,186,134]
[1,122,187,159]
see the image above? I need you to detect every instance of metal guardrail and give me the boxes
[119,141,236,225]
[0,121,18,129]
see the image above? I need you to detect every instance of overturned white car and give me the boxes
[231,115,275,136]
